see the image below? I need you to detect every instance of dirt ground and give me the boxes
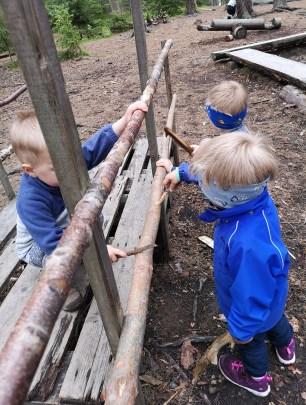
[0,2,306,404]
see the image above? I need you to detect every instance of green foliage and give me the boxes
[0,14,11,54]
[52,5,83,59]
[6,59,19,69]
[144,0,184,16]
[107,13,133,33]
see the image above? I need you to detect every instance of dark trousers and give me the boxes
[236,314,293,377]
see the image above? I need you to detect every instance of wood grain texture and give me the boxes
[211,32,306,60]
[228,49,306,89]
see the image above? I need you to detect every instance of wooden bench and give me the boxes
[0,137,166,404]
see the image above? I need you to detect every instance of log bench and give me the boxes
[0,136,170,404]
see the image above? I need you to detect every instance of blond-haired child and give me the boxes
[11,101,147,310]
[157,131,295,397]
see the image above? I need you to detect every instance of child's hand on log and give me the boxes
[112,100,148,136]
[156,158,173,173]
[107,245,127,262]
[123,100,148,124]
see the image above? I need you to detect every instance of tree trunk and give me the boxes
[110,0,121,12]
[186,0,197,15]
[273,0,287,9]
[236,0,256,18]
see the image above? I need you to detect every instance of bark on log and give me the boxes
[279,85,306,113]
[211,18,266,29]
[0,85,27,108]
[273,0,287,9]
[0,39,173,405]
[104,95,177,405]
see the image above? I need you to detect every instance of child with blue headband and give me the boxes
[157,131,295,397]
[205,80,248,132]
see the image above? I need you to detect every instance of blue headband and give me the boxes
[205,104,247,130]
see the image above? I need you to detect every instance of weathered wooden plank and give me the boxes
[28,310,78,401]
[0,239,19,292]
[60,143,152,402]
[0,198,16,250]
[0,265,41,352]
[211,32,306,60]
[227,49,306,89]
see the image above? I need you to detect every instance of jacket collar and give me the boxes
[198,189,269,223]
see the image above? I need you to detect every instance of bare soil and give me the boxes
[0,2,305,404]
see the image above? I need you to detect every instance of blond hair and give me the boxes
[190,131,278,189]
[207,81,248,115]
[10,111,47,165]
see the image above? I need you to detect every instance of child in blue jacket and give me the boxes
[157,131,295,397]
[10,100,147,311]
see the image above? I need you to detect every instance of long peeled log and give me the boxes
[104,95,177,405]
[0,39,173,405]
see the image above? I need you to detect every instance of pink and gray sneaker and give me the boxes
[275,337,296,365]
[219,354,272,397]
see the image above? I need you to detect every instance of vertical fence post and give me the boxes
[161,40,179,166]
[0,160,15,200]
[0,0,122,354]
[130,0,158,174]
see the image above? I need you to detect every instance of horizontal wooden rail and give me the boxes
[104,94,177,405]
[0,39,173,405]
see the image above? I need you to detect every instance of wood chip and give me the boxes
[180,339,199,370]
[139,374,163,386]
[198,235,214,249]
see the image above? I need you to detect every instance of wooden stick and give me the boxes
[164,127,193,155]
[155,190,168,205]
[125,244,157,256]
[0,84,27,108]
[104,86,176,405]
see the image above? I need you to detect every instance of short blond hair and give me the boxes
[190,131,278,189]
[207,81,248,115]
[10,111,47,165]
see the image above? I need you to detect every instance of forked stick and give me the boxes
[192,331,234,384]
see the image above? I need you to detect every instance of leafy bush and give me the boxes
[0,15,12,55]
[144,0,184,16]
[52,5,83,59]
[108,13,133,33]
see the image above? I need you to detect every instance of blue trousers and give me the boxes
[236,314,293,377]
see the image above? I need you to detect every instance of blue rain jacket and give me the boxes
[179,162,290,341]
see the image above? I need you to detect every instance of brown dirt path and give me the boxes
[0,2,305,403]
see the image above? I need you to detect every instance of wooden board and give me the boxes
[0,198,16,250]
[60,139,151,402]
[0,264,41,351]
[227,49,306,89]
[211,32,306,61]
[0,239,19,291]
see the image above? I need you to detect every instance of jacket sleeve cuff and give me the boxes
[106,123,119,143]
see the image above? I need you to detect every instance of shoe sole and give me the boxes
[275,349,296,365]
[219,360,271,398]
